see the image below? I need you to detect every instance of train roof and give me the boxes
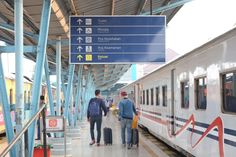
[121,26,236,89]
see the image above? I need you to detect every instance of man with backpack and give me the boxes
[87,89,107,146]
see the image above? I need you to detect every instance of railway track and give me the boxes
[139,127,186,157]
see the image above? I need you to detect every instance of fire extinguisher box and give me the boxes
[33,146,51,157]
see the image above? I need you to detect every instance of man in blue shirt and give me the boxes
[118,91,137,149]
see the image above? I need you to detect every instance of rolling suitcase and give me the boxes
[131,128,139,147]
[103,127,112,145]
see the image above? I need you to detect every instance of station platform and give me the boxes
[0,112,181,157]
[48,112,179,157]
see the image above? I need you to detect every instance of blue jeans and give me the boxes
[121,118,132,145]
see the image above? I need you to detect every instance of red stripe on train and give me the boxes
[140,112,224,157]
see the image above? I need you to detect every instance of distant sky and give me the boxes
[166,0,236,54]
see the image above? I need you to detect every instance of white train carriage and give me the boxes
[120,27,236,157]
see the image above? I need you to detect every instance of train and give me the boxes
[0,74,56,134]
[119,27,236,157]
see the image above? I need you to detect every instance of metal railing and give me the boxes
[0,104,48,157]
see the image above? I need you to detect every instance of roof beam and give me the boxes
[111,0,115,15]
[0,36,14,45]
[4,0,39,33]
[0,22,70,46]
[51,0,69,37]
[0,12,11,23]
[142,0,193,15]
[0,22,38,40]
[0,46,36,53]
[67,0,78,15]
[136,0,147,15]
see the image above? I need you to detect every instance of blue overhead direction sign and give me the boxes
[70,35,165,44]
[70,44,165,54]
[69,15,166,64]
[70,16,165,26]
[70,26,164,35]
[71,53,165,63]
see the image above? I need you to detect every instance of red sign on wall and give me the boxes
[49,119,57,127]
[46,116,64,132]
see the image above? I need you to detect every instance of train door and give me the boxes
[170,69,176,135]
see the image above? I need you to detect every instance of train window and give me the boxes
[151,88,154,105]
[146,89,149,105]
[195,77,207,110]
[28,91,31,103]
[9,89,13,104]
[131,91,134,102]
[222,71,236,113]
[162,86,167,107]
[24,91,27,104]
[156,87,160,106]
[143,90,145,104]
[140,96,142,105]
[181,81,189,108]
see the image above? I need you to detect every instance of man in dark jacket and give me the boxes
[87,89,107,146]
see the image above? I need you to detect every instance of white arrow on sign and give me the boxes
[77,55,83,61]
[77,37,83,43]
[77,28,83,33]
[77,46,83,52]
[77,19,83,25]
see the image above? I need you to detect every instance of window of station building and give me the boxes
[143,90,145,104]
[146,89,149,105]
[9,89,13,104]
[222,71,236,113]
[156,87,160,106]
[151,88,154,105]
[162,86,167,107]
[181,81,189,109]
[195,77,207,110]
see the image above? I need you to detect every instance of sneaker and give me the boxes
[89,140,95,145]
[97,143,100,146]
[127,144,132,149]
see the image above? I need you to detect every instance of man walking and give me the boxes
[87,89,107,146]
[118,91,137,149]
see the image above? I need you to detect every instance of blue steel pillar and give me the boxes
[68,85,74,126]
[74,65,83,126]
[79,75,85,120]
[56,37,61,116]
[28,0,52,156]
[44,55,54,115]
[14,0,24,156]
[81,75,87,118]
[61,79,67,100]
[61,78,66,114]
[64,64,75,119]
[83,71,92,116]
[0,54,16,157]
